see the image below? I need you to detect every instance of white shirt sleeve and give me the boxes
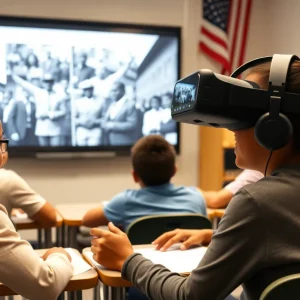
[224,170,264,195]
[142,110,161,136]
[0,204,73,300]
[3,169,46,217]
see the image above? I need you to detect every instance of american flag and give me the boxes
[199,0,252,75]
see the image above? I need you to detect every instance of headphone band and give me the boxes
[230,56,273,78]
[231,54,299,151]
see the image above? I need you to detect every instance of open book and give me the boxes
[65,248,92,276]
[134,245,207,274]
[85,244,207,274]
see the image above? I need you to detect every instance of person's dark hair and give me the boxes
[150,95,161,106]
[25,53,39,68]
[163,92,173,99]
[131,135,176,186]
[114,81,125,94]
[248,60,300,151]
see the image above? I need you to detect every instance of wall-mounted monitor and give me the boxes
[0,16,181,157]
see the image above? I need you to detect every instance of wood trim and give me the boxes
[199,127,224,190]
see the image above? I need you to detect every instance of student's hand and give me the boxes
[42,247,72,262]
[90,222,134,271]
[152,229,214,251]
[11,208,25,216]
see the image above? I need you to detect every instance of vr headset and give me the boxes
[171,54,300,151]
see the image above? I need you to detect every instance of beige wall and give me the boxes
[0,0,274,207]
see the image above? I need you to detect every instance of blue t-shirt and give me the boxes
[104,183,207,230]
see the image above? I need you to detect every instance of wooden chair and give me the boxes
[259,273,300,300]
[126,213,212,245]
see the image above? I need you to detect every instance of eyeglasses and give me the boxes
[0,139,9,153]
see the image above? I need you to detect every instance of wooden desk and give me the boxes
[83,245,203,300]
[213,209,226,219]
[11,211,63,248]
[206,208,226,229]
[56,203,101,248]
[207,208,215,220]
[83,247,133,300]
[0,248,98,299]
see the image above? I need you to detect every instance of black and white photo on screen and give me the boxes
[0,31,179,148]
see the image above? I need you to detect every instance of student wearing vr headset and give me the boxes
[89,54,300,300]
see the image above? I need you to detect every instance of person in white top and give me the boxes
[142,96,163,136]
[75,85,103,146]
[0,166,58,227]
[160,92,177,145]
[78,57,134,102]
[0,120,73,300]
[202,169,264,208]
[11,73,67,147]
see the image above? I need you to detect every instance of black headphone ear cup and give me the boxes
[255,113,293,150]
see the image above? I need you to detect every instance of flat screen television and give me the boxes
[0,16,181,158]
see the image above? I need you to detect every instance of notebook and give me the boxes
[84,244,207,274]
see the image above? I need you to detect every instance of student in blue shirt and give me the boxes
[82,135,207,230]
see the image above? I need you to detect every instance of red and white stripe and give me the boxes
[199,0,252,75]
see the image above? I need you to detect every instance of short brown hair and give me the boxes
[248,60,300,151]
[131,135,176,186]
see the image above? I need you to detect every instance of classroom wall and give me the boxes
[263,0,300,55]
[0,0,273,206]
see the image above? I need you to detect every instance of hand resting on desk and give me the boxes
[90,222,134,271]
[152,229,213,251]
[42,247,72,262]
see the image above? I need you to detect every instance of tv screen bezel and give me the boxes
[0,15,181,158]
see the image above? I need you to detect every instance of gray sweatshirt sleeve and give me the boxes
[121,189,266,300]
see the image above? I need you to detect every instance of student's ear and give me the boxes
[131,170,140,183]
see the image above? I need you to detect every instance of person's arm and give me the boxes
[201,170,264,209]
[30,202,57,228]
[6,102,19,139]
[152,229,214,251]
[120,189,265,299]
[201,189,234,208]
[88,103,105,126]
[160,119,177,134]
[142,111,151,136]
[11,74,39,96]
[224,169,264,195]
[78,77,96,90]
[84,193,126,228]
[90,189,265,299]
[5,170,57,227]
[82,206,109,227]
[106,104,138,132]
[49,98,66,120]
[0,205,73,300]
[105,57,134,84]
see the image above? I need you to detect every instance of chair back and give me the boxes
[259,273,300,300]
[126,213,211,245]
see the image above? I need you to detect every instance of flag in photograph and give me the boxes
[199,0,252,74]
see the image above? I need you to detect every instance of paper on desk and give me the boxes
[65,248,92,276]
[134,245,207,273]
[84,245,207,274]
[84,252,108,270]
